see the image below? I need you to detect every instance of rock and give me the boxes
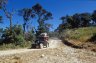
[41,54,45,58]
[56,55,58,56]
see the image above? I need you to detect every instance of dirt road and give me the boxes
[0,38,61,56]
[0,38,96,63]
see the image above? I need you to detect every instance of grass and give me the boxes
[0,41,32,50]
[64,26,96,42]
[61,26,96,51]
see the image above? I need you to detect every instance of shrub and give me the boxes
[25,30,35,42]
[15,35,25,46]
[1,25,24,45]
[0,25,35,50]
[88,33,96,43]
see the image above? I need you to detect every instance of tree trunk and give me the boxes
[9,17,12,32]
[23,23,26,34]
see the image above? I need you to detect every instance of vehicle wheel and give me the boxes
[40,43,43,49]
[46,43,49,47]
[36,45,39,49]
[47,43,49,47]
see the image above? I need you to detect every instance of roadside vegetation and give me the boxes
[55,10,96,51]
[62,27,96,42]
[0,0,52,50]
[0,0,96,51]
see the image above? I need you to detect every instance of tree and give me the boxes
[32,3,52,35]
[2,25,24,44]
[60,15,74,29]
[45,23,52,33]
[60,16,66,24]
[92,10,96,24]
[0,0,7,23]
[0,0,7,9]
[59,13,91,31]
[80,13,91,27]
[60,16,69,30]
[0,16,2,23]
[0,0,15,32]
[72,13,81,28]
[3,8,14,32]
[0,28,3,38]
[18,8,34,33]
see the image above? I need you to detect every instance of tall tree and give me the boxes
[0,0,7,9]
[80,13,91,27]
[0,16,2,23]
[72,13,81,28]
[3,8,14,32]
[18,8,34,33]
[32,3,52,34]
[60,16,66,24]
[92,10,96,24]
[0,0,14,32]
[0,0,7,23]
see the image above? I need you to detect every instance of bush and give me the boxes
[15,35,25,46]
[88,33,96,43]
[0,25,35,50]
[1,25,24,45]
[25,30,35,42]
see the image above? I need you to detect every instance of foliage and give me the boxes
[0,16,3,22]
[32,3,53,37]
[88,33,96,43]
[0,41,32,50]
[80,13,91,27]
[0,43,17,50]
[0,0,14,33]
[1,25,24,46]
[25,29,36,42]
[0,25,34,50]
[18,8,35,33]
[92,10,96,24]
[62,27,96,42]
[57,12,95,33]
[0,0,7,23]
[49,31,60,38]
[0,0,7,9]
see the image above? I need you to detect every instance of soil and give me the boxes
[0,38,96,63]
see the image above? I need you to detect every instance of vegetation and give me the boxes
[0,0,96,50]
[0,0,53,50]
[56,11,96,32]
[32,4,53,37]
[18,8,34,33]
[56,10,96,45]
[61,27,96,42]
[0,0,7,23]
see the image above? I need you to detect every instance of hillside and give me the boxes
[61,26,96,52]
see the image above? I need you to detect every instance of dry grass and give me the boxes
[0,41,32,50]
[61,26,96,51]
[64,26,96,42]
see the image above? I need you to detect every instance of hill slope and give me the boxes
[61,26,96,51]
[63,27,96,42]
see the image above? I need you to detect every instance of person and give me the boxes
[40,33,49,47]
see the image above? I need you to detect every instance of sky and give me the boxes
[0,0,96,31]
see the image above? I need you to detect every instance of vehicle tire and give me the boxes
[36,45,39,49]
[47,43,49,47]
[46,43,49,47]
[40,43,43,49]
